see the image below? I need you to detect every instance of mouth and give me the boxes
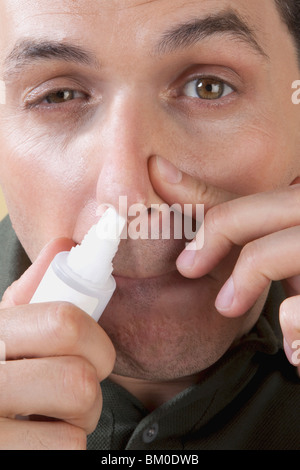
[104,269,219,324]
[112,259,221,294]
[113,269,178,286]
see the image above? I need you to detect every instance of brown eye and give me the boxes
[196,78,224,100]
[183,77,234,100]
[45,90,79,104]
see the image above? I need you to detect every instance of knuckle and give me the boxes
[100,342,116,380]
[62,357,99,415]
[239,242,259,272]
[45,302,84,350]
[0,282,18,308]
[195,180,209,203]
[62,425,87,450]
[205,203,229,234]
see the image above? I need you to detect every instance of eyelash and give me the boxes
[25,88,89,109]
[182,76,235,100]
[25,75,237,111]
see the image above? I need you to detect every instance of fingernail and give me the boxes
[215,276,235,311]
[156,156,183,184]
[177,241,197,269]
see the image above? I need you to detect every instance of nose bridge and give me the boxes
[95,91,154,211]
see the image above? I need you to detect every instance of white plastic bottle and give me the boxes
[30,208,126,322]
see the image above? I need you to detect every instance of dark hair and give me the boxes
[275,0,300,63]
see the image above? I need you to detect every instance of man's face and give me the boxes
[0,0,299,380]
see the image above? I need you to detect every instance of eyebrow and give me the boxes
[155,10,269,59]
[3,39,100,80]
[2,9,267,81]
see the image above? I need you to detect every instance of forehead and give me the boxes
[0,0,273,40]
[0,0,292,77]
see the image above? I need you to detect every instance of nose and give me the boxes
[93,92,162,215]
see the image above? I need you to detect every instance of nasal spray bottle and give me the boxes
[30,208,126,322]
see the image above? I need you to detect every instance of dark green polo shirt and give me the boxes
[0,216,299,450]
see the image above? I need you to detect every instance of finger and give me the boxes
[0,418,86,450]
[0,301,116,380]
[280,296,300,372]
[0,356,102,434]
[0,238,75,308]
[214,226,300,316]
[149,155,239,217]
[176,184,300,277]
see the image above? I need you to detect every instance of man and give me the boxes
[0,0,299,450]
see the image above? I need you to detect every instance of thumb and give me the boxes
[0,238,75,309]
[149,155,239,216]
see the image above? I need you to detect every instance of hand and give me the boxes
[0,238,116,449]
[149,155,300,374]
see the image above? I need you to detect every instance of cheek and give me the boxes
[173,113,294,195]
[0,119,95,258]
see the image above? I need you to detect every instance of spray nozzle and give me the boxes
[67,207,126,285]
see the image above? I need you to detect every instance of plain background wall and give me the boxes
[0,187,8,220]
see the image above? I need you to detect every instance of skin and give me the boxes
[0,0,299,448]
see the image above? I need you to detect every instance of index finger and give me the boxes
[0,238,75,309]
[177,184,300,277]
[149,155,239,217]
[0,301,115,382]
